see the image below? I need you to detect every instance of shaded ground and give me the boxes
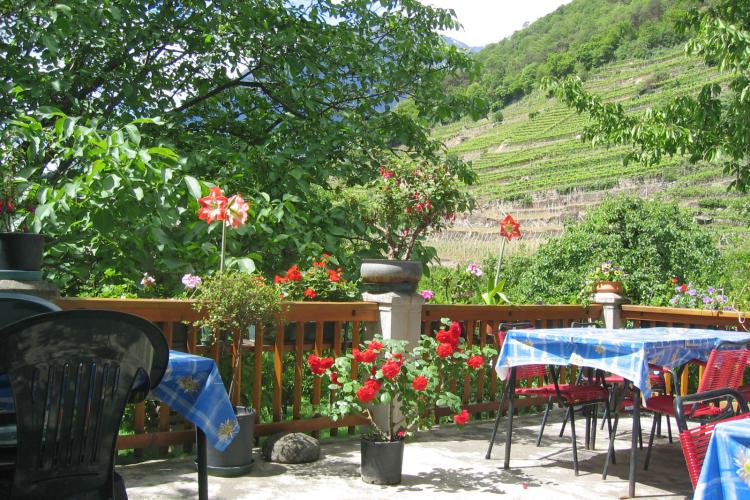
[117,412,691,499]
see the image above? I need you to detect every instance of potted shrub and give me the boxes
[356,158,474,292]
[0,127,43,274]
[307,321,496,484]
[192,270,283,476]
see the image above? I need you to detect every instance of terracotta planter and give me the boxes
[594,280,624,294]
[360,437,404,485]
[0,233,44,271]
[360,259,422,293]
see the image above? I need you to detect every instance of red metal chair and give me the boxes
[673,388,750,489]
[643,342,750,470]
[486,322,611,475]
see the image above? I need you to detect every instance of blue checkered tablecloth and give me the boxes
[0,350,239,452]
[495,327,750,401]
[695,418,750,500]
[151,351,239,451]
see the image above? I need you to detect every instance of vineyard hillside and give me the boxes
[429,47,749,263]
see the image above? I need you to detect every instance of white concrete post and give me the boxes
[593,291,628,329]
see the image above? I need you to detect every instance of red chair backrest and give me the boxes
[697,348,750,393]
[497,323,547,380]
[679,412,750,488]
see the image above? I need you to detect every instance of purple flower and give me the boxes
[466,263,483,277]
[420,290,435,300]
[702,297,712,304]
[669,297,678,305]
[675,286,682,293]
[688,288,697,296]
[707,287,716,295]
[724,306,734,311]
[181,273,202,289]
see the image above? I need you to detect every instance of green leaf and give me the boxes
[124,124,141,145]
[133,187,144,201]
[184,176,202,199]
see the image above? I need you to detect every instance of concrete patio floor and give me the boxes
[117,411,693,499]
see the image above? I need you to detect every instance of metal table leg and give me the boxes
[197,428,208,500]
[628,387,640,498]
[503,368,517,470]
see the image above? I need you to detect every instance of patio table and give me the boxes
[694,418,750,500]
[0,350,238,500]
[494,326,750,498]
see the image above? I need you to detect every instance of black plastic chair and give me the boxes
[0,292,61,328]
[0,310,168,499]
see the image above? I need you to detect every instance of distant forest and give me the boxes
[443,0,699,118]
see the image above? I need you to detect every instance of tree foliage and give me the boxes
[0,0,480,293]
[504,196,723,305]
[546,0,750,192]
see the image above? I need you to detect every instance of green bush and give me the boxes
[507,196,724,305]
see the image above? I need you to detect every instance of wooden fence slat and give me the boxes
[293,322,303,420]
[273,322,284,422]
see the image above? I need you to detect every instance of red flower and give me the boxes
[330,371,343,386]
[499,214,521,241]
[327,269,341,282]
[356,384,377,403]
[274,275,286,284]
[671,277,679,284]
[453,409,470,425]
[412,375,428,391]
[437,321,461,346]
[285,265,303,281]
[467,355,485,370]
[303,288,317,299]
[396,430,406,438]
[391,353,403,365]
[364,379,381,391]
[437,343,455,358]
[198,187,228,224]
[307,354,334,375]
[367,340,384,352]
[680,284,688,292]
[381,360,401,380]
[353,348,377,363]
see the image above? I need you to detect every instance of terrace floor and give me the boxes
[117,411,692,499]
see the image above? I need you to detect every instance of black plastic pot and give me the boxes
[0,233,44,271]
[360,437,404,485]
[205,406,255,477]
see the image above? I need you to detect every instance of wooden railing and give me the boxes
[622,305,748,330]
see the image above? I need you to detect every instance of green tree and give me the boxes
[0,0,481,292]
[545,0,750,191]
[506,196,723,305]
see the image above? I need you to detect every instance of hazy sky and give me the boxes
[421,0,574,47]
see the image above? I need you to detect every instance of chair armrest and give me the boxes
[673,388,749,432]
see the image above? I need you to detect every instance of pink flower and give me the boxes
[181,274,202,289]
[466,263,483,277]
[420,290,435,300]
[140,272,156,287]
[225,193,249,228]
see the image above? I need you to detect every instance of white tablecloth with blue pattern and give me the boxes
[494,327,750,401]
[0,350,238,451]
[695,418,750,500]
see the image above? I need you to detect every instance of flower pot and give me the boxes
[594,280,624,294]
[360,259,422,293]
[360,437,404,485]
[205,406,255,477]
[0,233,44,271]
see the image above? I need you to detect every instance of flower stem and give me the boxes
[494,238,507,288]
[220,222,226,273]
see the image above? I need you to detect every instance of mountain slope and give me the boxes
[430,47,749,263]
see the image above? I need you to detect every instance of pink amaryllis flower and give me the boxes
[198,187,228,224]
[225,193,250,229]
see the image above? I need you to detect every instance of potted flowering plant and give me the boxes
[307,321,496,484]
[357,158,474,292]
[274,254,359,302]
[0,128,43,273]
[579,260,627,303]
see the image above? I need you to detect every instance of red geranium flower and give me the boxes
[285,265,303,281]
[356,384,377,403]
[303,288,317,299]
[437,343,455,358]
[381,360,401,379]
[453,409,470,425]
[499,214,521,241]
[680,284,688,292]
[274,275,286,284]
[391,353,403,365]
[198,186,228,224]
[412,375,428,391]
[327,269,341,282]
[367,340,384,352]
[330,371,343,386]
[671,277,679,284]
[364,379,381,392]
[307,354,334,375]
[467,355,485,370]
[353,348,377,363]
